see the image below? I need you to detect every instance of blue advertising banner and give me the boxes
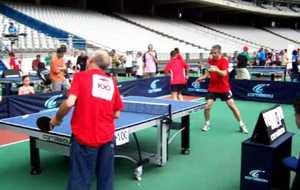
[3,76,299,119]
[118,76,171,97]
[183,77,300,104]
[1,77,170,118]
[182,77,208,97]
[118,80,137,97]
[7,92,66,117]
[231,80,300,104]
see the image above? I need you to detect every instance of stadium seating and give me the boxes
[7,3,202,53]
[205,23,300,50]
[0,14,60,52]
[265,27,300,44]
[119,14,258,53]
[2,2,300,54]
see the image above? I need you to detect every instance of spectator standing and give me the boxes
[236,46,251,80]
[281,49,289,66]
[274,51,281,66]
[143,44,158,78]
[135,51,144,79]
[291,50,300,82]
[50,48,69,91]
[257,48,266,66]
[76,51,88,71]
[44,53,52,66]
[111,49,121,69]
[124,51,134,77]
[9,52,21,71]
[32,55,42,71]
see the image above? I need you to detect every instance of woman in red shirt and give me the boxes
[164,50,188,101]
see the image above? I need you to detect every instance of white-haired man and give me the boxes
[50,50,123,190]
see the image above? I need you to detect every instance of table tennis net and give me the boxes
[123,100,171,116]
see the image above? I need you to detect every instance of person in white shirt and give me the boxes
[124,51,134,77]
[135,51,144,79]
[18,75,35,95]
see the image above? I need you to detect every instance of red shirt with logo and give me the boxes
[69,69,123,147]
[164,55,188,85]
[208,57,230,93]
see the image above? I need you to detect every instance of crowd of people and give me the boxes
[234,46,300,81]
[109,44,159,78]
[0,43,161,96]
[1,42,300,190]
[1,43,300,98]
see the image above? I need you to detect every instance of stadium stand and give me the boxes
[0,2,86,50]
[203,23,300,50]
[264,27,300,44]
[118,14,258,53]
[0,14,60,52]
[153,0,300,16]
[5,3,203,53]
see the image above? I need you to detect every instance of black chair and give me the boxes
[291,157,300,190]
[283,156,300,190]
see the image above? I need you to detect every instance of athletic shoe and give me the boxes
[202,124,210,132]
[239,124,249,134]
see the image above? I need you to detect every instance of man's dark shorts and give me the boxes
[171,84,186,93]
[205,92,233,101]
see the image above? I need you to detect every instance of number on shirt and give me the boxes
[92,75,114,101]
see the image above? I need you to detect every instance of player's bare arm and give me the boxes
[208,66,227,77]
[196,70,210,82]
[50,94,77,126]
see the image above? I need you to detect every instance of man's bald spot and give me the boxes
[92,50,111,69]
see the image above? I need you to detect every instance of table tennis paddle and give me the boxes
[36,116,52,132]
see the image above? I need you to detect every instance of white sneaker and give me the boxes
[239,124,249,134]
[202,124,210,132]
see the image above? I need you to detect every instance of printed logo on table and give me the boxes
[244,169,268,183]
[44,94,64,109]
[148,79,162,93]
[247,84,274,99]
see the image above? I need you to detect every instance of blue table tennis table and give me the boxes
[247,66,286,81]
[0,96,205,180]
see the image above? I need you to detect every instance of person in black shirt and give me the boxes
[291,50,299,82]
[76,51,88,71]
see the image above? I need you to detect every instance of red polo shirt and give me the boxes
[164,55,188,85]
[208,57,230,93]
[69,68,123,147]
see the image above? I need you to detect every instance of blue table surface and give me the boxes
[248,67,285,72]
[0,76,41,82]
[248,69,285,74]
[0,96,204,136]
